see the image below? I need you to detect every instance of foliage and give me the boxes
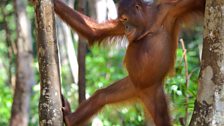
[0,0,15,125]
[0,77,12,126]
[86,46,145,125]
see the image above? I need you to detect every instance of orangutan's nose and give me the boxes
[119,15,128,22]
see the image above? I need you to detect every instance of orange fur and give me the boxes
[54,0,205,126]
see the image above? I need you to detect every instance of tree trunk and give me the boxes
[77,0,87,104]
[56,0,78,84]
[62,20,79,84]
[189,0,224,125]
[9,0,35,126]
[35,0,63,125]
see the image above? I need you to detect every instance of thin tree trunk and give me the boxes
[56,0,78,84]
[9,0,35,125]
[77,0,87,104]
[56,18,79,84]
[35,0,63,125]
[63,20,79,84]
[189,0,224,125]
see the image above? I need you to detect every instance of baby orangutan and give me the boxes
[54,0,205,125]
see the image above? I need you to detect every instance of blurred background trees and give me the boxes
[0,0,204,126]
[10,0,34,125]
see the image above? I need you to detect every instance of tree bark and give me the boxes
[189,0,224,125]
[35,0,63,125]
[9,0,35,126]
[77,0,87,104]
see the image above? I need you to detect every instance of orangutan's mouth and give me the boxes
[124,24,137,41]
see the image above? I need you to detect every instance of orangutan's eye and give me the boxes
[136,4,141,10]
